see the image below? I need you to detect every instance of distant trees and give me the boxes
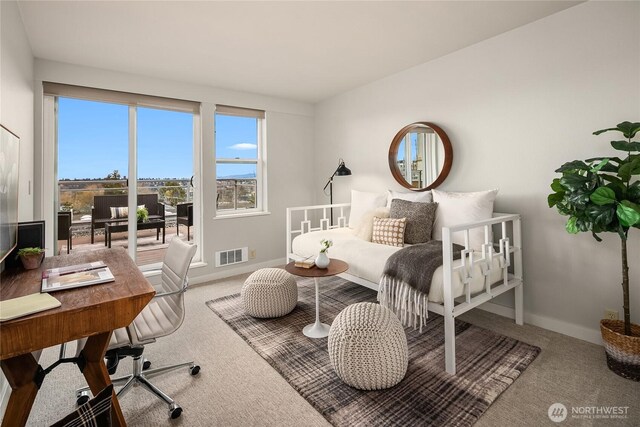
[59,183,100,215]
[58,172,191,216]
[159,180,186,206]
[103,170,126,195]
[105,170,121,180]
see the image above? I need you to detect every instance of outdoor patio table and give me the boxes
[104,219,166,248]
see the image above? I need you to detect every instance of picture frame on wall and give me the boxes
[0,125,20,263]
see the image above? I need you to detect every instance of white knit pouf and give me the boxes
[241,268,298,318]
[328,302,408,390]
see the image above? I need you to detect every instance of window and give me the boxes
[214,105,266,214]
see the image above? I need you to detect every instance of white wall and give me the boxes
[33,59,315,282]
[1,0,34,222]
[0,0,34,418]
[314,1,640,344]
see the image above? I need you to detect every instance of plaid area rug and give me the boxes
[206,277,540,427]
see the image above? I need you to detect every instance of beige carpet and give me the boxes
[26,272,639,426]
[208,277,540,426]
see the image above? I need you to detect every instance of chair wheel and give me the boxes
[76,394,90,406]
[190,365,200,376]
[169,404,182,419]
[143,360,151,370]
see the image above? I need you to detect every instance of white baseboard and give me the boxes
[478,301,603,346]
[189,258,287,286]
[478,301,516,319]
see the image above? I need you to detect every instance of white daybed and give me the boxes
[286,203,524,375]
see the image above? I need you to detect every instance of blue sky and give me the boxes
[58,98,129,179]
[215,114,258,179]
[397,134,418,162]
[58,97,257,180]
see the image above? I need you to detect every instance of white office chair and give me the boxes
[75,238,198,419]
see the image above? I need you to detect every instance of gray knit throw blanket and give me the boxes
[378,240,463,332]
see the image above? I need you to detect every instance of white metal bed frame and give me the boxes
[286,203,524,375]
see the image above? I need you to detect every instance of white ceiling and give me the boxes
[17,1,581,103]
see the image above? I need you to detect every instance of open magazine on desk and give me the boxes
[41,261,115,293]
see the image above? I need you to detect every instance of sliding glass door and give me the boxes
[57,98,129,222]
[57,98,129,251]
[136,107,194,266]
[53,94,199,267]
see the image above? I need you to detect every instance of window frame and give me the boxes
[42,83,203,268]
[214,107,267,217]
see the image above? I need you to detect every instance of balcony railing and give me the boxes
[216,179,257,210]
[58,179,191,221]
[58,178,257,221]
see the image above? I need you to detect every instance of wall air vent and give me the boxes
[216,247,248,267]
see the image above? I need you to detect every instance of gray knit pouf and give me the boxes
[328,302,408,390]
[241,268,298,318]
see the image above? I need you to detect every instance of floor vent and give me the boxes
[216,247,248,267]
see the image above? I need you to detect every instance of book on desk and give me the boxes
[1,261,115,321]
[294,255,316,269]
[0,293,61,322]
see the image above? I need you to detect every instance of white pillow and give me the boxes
[348,190,387,228]
[354,207,390,241]
[386,189,432,208]
[431,189,498,249]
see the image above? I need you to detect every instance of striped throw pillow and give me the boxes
[372,217,406,247]
[110,206,128,219]
[110,204,146,219]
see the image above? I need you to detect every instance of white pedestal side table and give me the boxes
[285,259,349,338]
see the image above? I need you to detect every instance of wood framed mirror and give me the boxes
[388,122,452,191]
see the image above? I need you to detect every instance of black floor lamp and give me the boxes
[323,159,352,225]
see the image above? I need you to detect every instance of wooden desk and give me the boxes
[0,248,155,427]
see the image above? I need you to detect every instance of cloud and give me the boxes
[230,143,257,150]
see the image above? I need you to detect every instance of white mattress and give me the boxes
[291,228,503,304]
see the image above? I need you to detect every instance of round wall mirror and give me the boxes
[388,122,452,191]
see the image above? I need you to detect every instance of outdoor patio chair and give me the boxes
[176,202,193,241]
[58,211,72,254]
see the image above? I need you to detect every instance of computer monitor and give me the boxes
[2,220,46,270]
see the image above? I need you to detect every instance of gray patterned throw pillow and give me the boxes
[389,199,438,244]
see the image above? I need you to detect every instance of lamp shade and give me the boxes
[336,162,351,176]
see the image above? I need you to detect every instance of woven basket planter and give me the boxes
[600,319,640,381]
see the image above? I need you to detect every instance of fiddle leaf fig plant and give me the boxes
[548,121,640,336]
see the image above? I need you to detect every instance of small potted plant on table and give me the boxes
[137,206,149,223]
[548,121,639,381]
[17,247,45,270]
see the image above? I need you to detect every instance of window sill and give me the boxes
[214,211,271,220]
